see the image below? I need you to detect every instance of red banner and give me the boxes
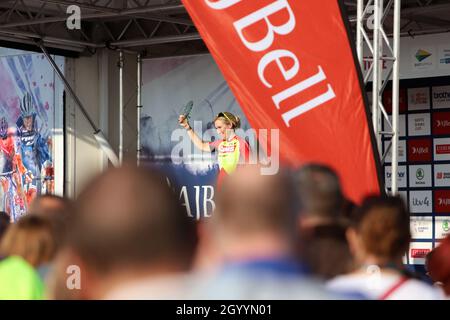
[181,0,381,203]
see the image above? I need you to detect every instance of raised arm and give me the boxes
[178,115,211,152]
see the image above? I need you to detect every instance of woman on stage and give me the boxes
[178,111,250,186]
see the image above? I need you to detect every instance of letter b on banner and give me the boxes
[233,0,296,52]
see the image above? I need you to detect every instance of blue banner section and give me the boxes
[147,161,218,220]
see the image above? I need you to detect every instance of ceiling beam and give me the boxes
[0,3,192,29]
[109,32,201,47]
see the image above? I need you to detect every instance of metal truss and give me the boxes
[0,0,201,55]
[355,0,401,195]
[0,0,449,57]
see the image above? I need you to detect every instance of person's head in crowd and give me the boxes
[0,211,9,244]
[294,164,354,279]
[295,163,345,227]
[0,215,56,268]
[327,196,444,300]
[427,236,450,296]
[28,194,72,248]
[347,195,410,267]
[54,164,197,299]
[28,194,71,218]
[191,165,348,300]
[203,165,298,268]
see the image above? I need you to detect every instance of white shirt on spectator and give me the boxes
[327,272,444,300]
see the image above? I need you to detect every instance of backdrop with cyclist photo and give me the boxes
[0,50,64,222]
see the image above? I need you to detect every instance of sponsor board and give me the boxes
[435,189,450,213]
[434,137,450,161]
[409,242,433,265]
[408,139,432,162]
[409,165,432,187]
[410,216,433,239]
[432,111,450,135]
[385,165,407,189]
[434,164,450,187]
[435,216,450,239]
[384,114,406,137]
[384,139,406,163]
[408,113,431,136]
[411,47,435,71]
[409,190,432,213]
[432,85,450,109]
[408,87,430,111]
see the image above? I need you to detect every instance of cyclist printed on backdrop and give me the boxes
[0,117,27,222]
[15,93,52,206]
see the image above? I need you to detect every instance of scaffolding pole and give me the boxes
[356,0,401,195]
[119,50,124,164]
[137,54,142,166]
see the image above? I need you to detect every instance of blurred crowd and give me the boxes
[0,163,449,300]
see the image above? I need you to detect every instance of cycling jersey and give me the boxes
[209,135,250,187]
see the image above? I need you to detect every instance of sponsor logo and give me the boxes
[410,166,431,187]
[411,248,430,258]
[411,219,432,236]
[386,171,405,179]
[416,168,424,181]
[416,49,432,62]
[435,190,450,213]
[433,91,450,100]
[411,196,431,207]
[410,92,428,105]
[438,198,450,206]
[433,113,450,134]
[436,172,450,179]
[218,144,236,153]
[443,220,449,232]
[409,139,432,162]
[436,120,450,127]
[412,146,429,154]
[436,144,450,154]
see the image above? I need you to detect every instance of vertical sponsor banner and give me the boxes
[0,51,64,222]
[181,0,381,203]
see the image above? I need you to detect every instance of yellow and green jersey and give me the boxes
[209,135,250,186]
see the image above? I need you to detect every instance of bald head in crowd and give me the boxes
[205,165,297,262]
[59,165,197,299]
[214,165,296,233]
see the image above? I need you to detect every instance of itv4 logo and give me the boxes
[412,197,430,207]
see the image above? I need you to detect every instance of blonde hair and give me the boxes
[0,215,56,267]
[214,112,241,129]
